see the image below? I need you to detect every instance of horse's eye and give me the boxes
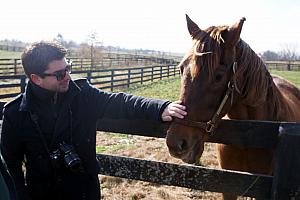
[215,74,223,82]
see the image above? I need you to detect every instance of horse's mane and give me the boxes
[234,39,273,107]
[190,26,284,116]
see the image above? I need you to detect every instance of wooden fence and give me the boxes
[1,57,299,76]
[266,61,300,71]
[0,65,179,100]
[95,118,300,199]
[0,116,299,199]
[0,55,179,75]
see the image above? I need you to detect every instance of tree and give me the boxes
[53,34,78,53]
[261,50,280,61]
[86,30,103,69]
[279,43,298,61]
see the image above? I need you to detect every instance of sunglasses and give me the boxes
[42,64,72,81]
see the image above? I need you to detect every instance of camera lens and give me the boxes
[64,154,81,172]
[60,142,82,172]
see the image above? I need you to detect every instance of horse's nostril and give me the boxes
[178,139,188,152]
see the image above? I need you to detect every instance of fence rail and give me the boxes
[1,60,299,101]
[0,58,299,75]
[0,55,179,75]
[266,61,300,71]
[0,65,179,100]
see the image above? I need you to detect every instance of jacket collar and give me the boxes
[19,80,81,112]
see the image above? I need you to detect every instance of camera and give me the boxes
[50,142,81,172]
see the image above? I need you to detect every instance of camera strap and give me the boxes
[29,111,63,177]
[29,111,52,156]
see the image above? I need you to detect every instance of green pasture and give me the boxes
[270,70,300,88]
[0,50,22,59]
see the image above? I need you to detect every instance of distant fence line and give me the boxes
[0,54,180,75]
[0,65,179,101]
[266,61,300,71]
[0,58,299,76]
[0,60,299,101]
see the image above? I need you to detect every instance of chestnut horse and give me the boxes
[166,15,300,200]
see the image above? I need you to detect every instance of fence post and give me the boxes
[20,75,27,93]
[87,71,92,83]
[127,69,131,88]
[160,66,163,80]
[14,59,18,75]
[287,61,291,71]
[111,70,114,92]
[151,66,154,81]
[141,68,144,84]
[271,123,300,200]
[174,66,176,77]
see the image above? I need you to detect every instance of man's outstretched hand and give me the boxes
[161,101,187,122]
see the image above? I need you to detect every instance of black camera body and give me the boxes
[50,142,81,172]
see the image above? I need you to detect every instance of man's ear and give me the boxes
[30,74,42,86]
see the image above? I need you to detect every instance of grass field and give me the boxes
[0,50,22,58]
[116,70,300,100]
[270,70,300,87]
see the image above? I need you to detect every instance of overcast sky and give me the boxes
[1,0,299,54]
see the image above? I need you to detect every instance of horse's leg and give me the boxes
[217,144,273,200]
[217,144,246,200]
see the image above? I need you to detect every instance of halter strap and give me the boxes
[173,62,237,135]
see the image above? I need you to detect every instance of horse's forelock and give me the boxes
[190,26,224,81]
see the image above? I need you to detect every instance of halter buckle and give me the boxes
[206,121,215,133]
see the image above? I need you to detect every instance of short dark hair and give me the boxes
[21,41,68,78]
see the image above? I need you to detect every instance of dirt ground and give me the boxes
[96,132,248,200]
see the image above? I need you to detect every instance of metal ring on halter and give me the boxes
[205,121,215,133]
[228,81,235,91]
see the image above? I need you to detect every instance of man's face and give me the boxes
[38,58,71,93]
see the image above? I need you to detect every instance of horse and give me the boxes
[166,15,300,200]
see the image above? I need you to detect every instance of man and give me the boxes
[0,41,186,200]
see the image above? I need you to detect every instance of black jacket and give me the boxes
[0,152,17,200]
[0,79,169,200]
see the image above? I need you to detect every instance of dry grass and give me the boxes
[97,132,226,200]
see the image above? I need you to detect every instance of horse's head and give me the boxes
[166,15,246,164]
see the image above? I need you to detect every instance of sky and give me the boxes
[1,0,300,54]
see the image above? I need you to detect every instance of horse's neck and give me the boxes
[228,74,300,121]
[228,40,284,121]
[228,97,276,120]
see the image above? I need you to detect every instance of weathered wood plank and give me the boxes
[209,119,282,149]
[97,153,272,199]
[97,118,287,149]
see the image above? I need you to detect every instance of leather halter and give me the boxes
[173,62,237,135]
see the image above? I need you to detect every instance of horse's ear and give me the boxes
[186,14,201,38]
[226,17,246,46]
